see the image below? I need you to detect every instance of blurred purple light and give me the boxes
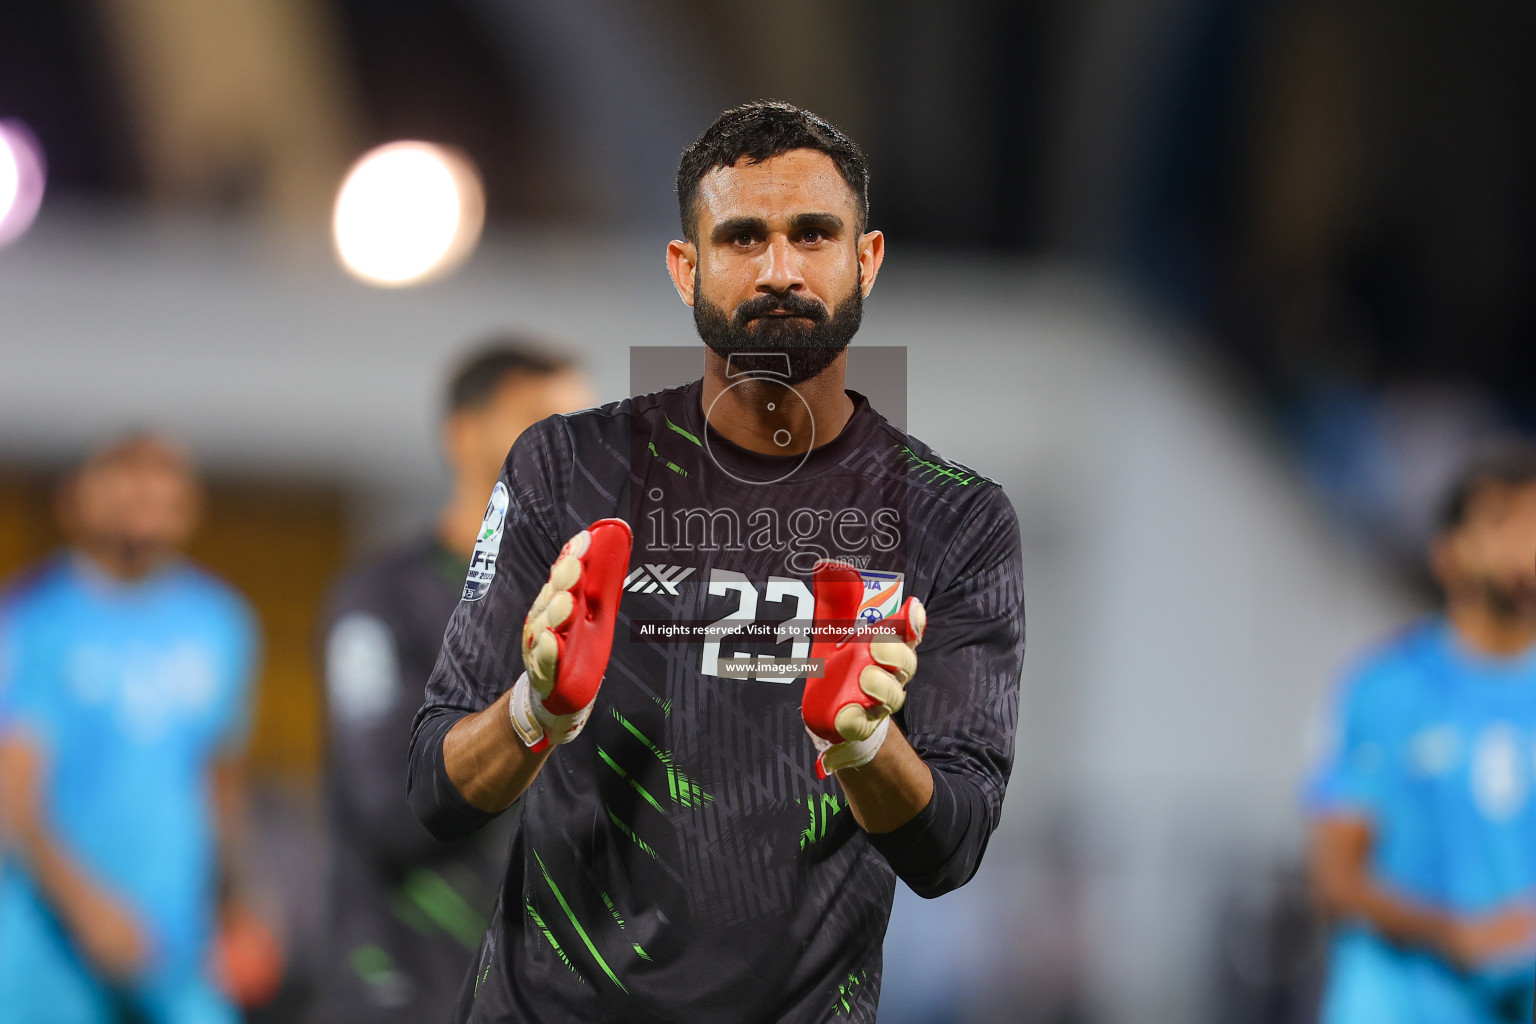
[0,119,46,248]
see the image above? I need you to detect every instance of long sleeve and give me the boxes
[866,765,993,898]
[406,704,498,842]
[407,417,569,841]
[874,484,1025,896]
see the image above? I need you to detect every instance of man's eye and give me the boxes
[735,233,756,246]
[801,230,822,243]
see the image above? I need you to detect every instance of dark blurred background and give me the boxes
[2,2,1534,1022]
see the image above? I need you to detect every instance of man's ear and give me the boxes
[666,240,698,306]
[857,230,885,298]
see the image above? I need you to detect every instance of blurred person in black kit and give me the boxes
[313,345,594,1023]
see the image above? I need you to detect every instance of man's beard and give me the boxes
[84,531,174,580]
[693,273,863,386]
[1477,574,1536,623]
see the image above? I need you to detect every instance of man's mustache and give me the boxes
[732,293,829,326]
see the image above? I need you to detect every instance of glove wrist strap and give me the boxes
[510,671,594,752]
[814,717,891,778]
[509,672,551,751]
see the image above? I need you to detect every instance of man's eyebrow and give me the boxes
[711,216,768,243]
[790,212,844,233]
[709,212,847,242]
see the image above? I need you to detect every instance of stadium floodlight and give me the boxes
[0,119,46,249]
[333,141,485,288]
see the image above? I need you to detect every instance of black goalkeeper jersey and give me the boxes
[409,378,1025,1024]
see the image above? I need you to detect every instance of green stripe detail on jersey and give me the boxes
[896,444,977,485]
[476,951,494,993]
[386,888,435,937]
[647,441,689,477]
[800,793,845,850]
[349,944,394,984]
[664,414,703,447]
[605,804,662,860]
[601,891,626,930]
[609,709,714,807]
[403,868,488,952]
[832,971,868,1016]
[525,902,576,973]
[633,943,652,961]
[533,851,629,994]
[597,747,668,815]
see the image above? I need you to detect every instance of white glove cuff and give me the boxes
[509,671,592,750]
[812,716,891,775]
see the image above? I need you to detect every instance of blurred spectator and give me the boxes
[0,435,260,1024]
[313,341,592,1023]
[1305,447,1536,1023]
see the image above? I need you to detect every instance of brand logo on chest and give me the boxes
[624,563,697,595]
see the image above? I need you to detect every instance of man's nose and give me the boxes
[756,235,804,294]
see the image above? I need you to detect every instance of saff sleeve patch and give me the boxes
[463,481,509,602]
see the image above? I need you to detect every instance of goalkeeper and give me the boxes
[408,101,1025,1024]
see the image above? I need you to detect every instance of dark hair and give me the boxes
[447,340,575,414]
[675,100,870,243]
[1437,443,1536,533]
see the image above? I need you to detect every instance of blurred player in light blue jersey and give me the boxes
[0,435,258,1024]
[1306,448,1536,1024]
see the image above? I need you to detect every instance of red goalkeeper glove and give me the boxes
[509,518,632,751]
[802,561,926,779]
